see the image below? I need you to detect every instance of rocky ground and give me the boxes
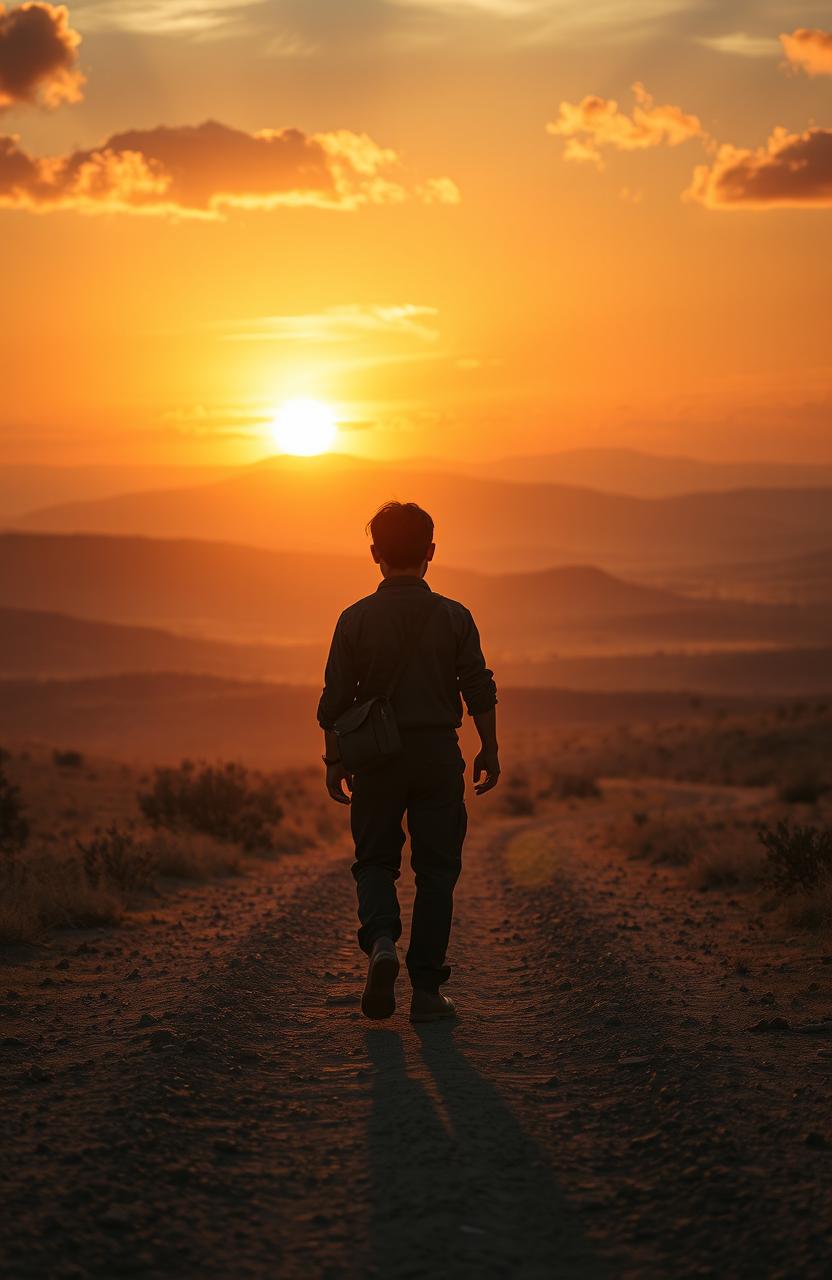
[2,781,832,1279]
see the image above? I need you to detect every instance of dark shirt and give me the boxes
[317,576,497,731]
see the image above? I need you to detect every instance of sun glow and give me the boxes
[271,398,337,456]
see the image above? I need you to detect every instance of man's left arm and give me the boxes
[456,608,500,794]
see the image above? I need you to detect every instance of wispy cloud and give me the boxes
[686,126,832,209]
[70,0,263,37]
[547,82,703,169]
[0,119,461,216]
[388,0,692,37]
[697,32,780,59]
[780,28,832,77]
[0,2,84,109]
[225,304,441,343]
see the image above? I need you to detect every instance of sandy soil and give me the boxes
[3,782,832,1279]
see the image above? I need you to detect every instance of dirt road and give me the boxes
[3,786,832,1278]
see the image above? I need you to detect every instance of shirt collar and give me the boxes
[377,576,431,592]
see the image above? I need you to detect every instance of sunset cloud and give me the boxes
[686,126,832,209]
[697,32,780,59]
[71,0,262,38]
[226,305,441,344]
[779,28,832,77]
[0,2,84,109]
[0,119,461,215]
[547,82,703,169]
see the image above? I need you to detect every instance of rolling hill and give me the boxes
[12,455,832,573]
[0,606,319,681]
[0,463,235,524]
[1,532,824,659]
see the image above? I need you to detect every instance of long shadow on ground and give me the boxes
[363,1025,606,1279]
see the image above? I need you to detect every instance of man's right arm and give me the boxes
[472,707,500,795]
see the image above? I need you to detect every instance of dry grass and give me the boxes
[612,813,703,868]
[0,850,122,944]
[783,883,832,931]
[0,748,334,945]
[688,830,766,890]
[609,810,767,889]
[150,832,242,879]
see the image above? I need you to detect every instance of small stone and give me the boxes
[100,1207,131,1229]
[149,1028,176,1050]
[24,1064,53,1083]
[748,1017,791,1034]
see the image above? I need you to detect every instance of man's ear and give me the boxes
[426,543,436,563]
[370,544,381,565]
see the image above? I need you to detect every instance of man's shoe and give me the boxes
[361,937,400,1020]
[409,990,457,1023]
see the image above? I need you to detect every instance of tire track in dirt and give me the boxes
[3,799,832,1279]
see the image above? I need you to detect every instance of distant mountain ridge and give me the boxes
[459,448,832,497]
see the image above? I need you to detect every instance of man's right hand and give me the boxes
[326,762,353,805]
[473,748,500,796]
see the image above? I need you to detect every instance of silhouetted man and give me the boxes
[318,501,499,1022]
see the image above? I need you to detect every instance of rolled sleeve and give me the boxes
[317,612,359,729]
[456,608,497,717]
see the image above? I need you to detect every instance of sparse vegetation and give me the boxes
[758,821,832,895]
[0,751,330,945]
[501,773,536,817]
[77,825,157,893]
[0,768,29,853]
[777,776,829,806]
[0,849,122,944]
[53,748,85,769]
[545,772,602,801]
[138,760,284,852]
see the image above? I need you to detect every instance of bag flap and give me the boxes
[334,697,381,736]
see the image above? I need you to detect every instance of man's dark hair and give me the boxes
[367,501,434,570]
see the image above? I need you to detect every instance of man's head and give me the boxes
[367,501,435,577]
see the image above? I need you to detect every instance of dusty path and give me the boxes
[3,788,832,1279]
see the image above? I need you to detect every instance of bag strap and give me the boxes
[384,594,440,700]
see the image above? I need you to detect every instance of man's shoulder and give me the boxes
[337,593,378,624]
[428,592,474,624]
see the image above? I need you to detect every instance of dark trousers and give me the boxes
[350,729,467,993]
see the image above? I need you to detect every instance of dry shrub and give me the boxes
[778,776,829,806]
[138,760,283,852]
[758,821,832,894]
[545,773,602,801]
[53,749,84,770]
[78,826,157,893]
[501,773,536,818]
[0,769,29,853]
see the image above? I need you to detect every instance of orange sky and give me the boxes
[1,2,830,466]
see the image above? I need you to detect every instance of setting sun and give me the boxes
[271,399,337,456]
